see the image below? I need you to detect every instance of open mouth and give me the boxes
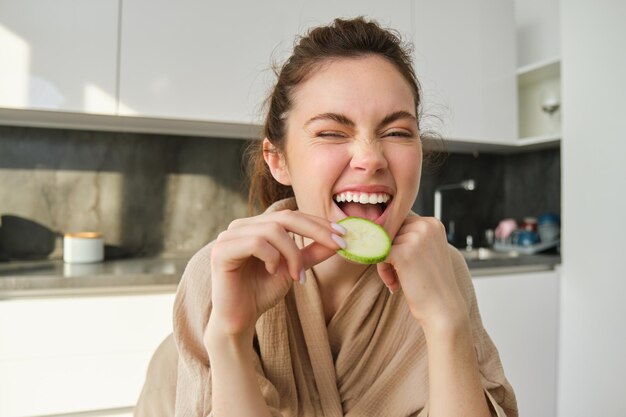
[333,191,392,223]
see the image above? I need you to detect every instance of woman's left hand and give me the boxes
[377,214,469,328]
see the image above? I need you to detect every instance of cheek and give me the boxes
[288,145,350,190]
[390,146,422,185]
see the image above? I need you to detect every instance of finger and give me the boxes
[300,241,337,270]
[225,221,346,259]
[228,210,338,231]
[392,217,445,243]
[228,210,347,248]
[377,262,398,292]
[216,223,319,280]
[214,236,282,277]
[393,215,423,234]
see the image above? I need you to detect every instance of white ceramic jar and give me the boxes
[63,232,104,263]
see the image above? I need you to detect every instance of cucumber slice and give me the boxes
[336,217,391,264]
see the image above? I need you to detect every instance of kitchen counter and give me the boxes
[466,253,560,277]
[0,252,560,299]
[0,256,190,299]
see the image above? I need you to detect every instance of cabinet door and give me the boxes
[119,0,302,124]
[0,0,118,114]
[472,271,559,417]
[119,1,413,126]
[414,0,517,143]
[0,293,175,417]
[296,0,412,41]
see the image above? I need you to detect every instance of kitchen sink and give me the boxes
[461,247,520,262]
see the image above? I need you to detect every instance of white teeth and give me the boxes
[333,191,392,204]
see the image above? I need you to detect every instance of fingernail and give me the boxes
[331,222,347,235]
[331,234,347,249]
[299,269,307,285]
[387,286,395,295]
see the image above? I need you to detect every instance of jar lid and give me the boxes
[64,232,102,239]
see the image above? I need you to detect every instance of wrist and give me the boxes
[419,309,471,344]
[204,316,255,355]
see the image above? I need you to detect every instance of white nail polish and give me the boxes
[331,234,347,249]
[299,269,307,285]
[331,222,347,234]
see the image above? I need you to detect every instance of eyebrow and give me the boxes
[304,112,355,128]
[304,110,416,129]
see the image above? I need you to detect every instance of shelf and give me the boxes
[517,57,561,86]
[518,133,561,146]
[517,58,561,140]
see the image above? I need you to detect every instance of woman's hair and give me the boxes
[246,16,424,214]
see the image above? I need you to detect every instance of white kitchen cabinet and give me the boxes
[0,0,119,114]
[414,0,517,144]
[118,0,301,124]
[514,0,560,68]
[295,0,412,40]
[473,269,559,417]
[118,0,412,126]
[0,292,175,417]
[0,1,519,146]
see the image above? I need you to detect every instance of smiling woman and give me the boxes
[261,55,421,233]
[155,17,518,417]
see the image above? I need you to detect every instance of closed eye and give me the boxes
[317,131,347,138]
[383,130,414,138]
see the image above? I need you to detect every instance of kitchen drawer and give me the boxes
[0,293,175,416]
[0,352,148,416]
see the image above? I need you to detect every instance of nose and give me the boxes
[350,140,388,174]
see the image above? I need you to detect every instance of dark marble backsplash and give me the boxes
[0,125,560,259]
[0,126,250,259]
[413,147,561,248]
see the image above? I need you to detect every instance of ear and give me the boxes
[263,138,291,186]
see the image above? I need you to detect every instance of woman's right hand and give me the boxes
[206,210,346,340]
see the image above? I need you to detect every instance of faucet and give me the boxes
[433,179,476,220]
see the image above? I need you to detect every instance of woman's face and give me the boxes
[274,55,422,239]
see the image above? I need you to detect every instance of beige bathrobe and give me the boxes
[172,198,518,417]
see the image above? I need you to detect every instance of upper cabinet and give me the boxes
[0,1,519,146]
[0,0,119,114]
[413,0,517,144]
[118,0,412,126]
[118,0,301,124]
[514,0,560,68]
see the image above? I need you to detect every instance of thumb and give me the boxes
[300,242,337,270]
[377,262,399,293]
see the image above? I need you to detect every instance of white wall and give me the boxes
[558,1,626,416]
[514,0,560,66]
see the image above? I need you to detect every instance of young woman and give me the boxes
[173,17,517,417]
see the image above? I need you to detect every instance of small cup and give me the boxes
[517,230,540,247]
[63,232,104,264]
[538,223,560,243]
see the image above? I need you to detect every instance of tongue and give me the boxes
[340,202,383,221]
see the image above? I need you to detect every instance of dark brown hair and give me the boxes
[246,17,424,214]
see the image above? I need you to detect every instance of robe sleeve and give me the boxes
[448,245,519,417]
[172,242,284,417]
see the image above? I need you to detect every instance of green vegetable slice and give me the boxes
[336,217,391,264]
